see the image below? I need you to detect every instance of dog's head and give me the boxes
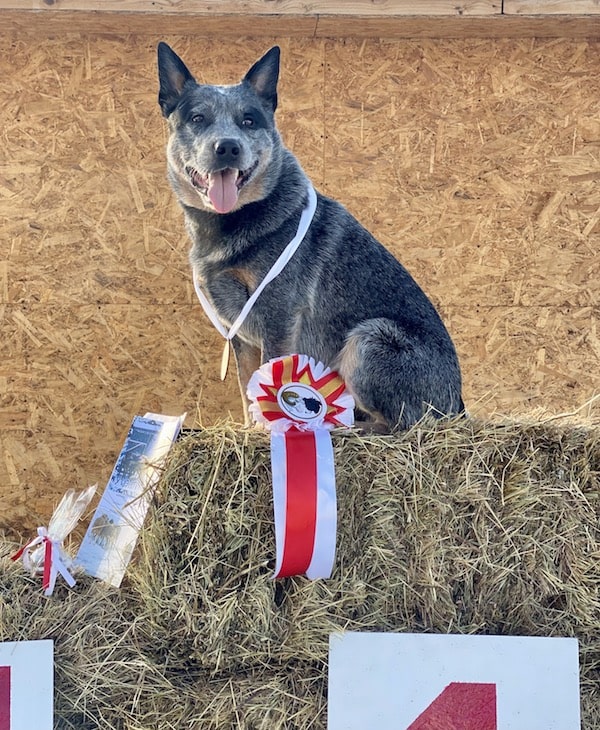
[157,43,282,215]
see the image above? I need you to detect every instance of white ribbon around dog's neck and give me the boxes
[193,185,318,379]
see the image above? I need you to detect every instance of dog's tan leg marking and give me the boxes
[225,268,262,426]
[334,333,360,383]
[227,267,258,294]
[234,344,262,426]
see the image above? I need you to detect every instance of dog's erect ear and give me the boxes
[243,46,281,112]
[157,42,196,117]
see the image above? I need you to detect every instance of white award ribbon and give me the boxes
[192,185,318,378]
[307,428,338,579]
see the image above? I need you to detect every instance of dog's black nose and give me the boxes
[214,139,240,164]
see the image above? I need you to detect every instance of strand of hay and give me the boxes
[1,416,599,728]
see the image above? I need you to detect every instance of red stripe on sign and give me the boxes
[0,666,10,730]
[407,682,496,730]
[278,428,318,577]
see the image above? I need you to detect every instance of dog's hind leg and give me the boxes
[335,318,463,431]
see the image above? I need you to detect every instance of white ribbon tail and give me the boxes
[45,541,77,597]
[306,429,337,580]
[270,431,288,579]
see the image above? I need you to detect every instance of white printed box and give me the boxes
[76,413,184,587]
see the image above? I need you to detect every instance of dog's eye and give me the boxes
[242,114,255,127]
[191,113,204,124]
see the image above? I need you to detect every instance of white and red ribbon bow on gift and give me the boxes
[10,484,96,596]
[248,354,354,580]
[11,527,76,597]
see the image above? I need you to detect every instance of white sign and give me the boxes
[76,413,184,587]
[328,632,580,730]
[0,640,53,730]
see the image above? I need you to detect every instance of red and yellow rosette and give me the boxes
[247,354,354,579]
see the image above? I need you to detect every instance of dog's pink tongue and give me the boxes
[207,169,239,214]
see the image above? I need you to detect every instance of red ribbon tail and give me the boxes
[275,428,318,578]
[10,545,26,562]
[42,538,52,591]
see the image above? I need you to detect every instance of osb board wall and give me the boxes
[1,33,599,535]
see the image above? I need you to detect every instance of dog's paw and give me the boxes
[353,419,391,435]
[242,420,267,432]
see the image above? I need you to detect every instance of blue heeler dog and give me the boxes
[157,43,464,431]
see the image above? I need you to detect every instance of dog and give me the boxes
[157,43,464,431]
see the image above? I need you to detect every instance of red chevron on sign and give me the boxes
[0,666,10,730]
[407,682,497,730]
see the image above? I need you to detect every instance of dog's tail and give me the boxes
[336,318,464,429]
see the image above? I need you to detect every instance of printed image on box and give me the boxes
[0,640,53,730]
[328,632,580,730]
[76,413,184,587]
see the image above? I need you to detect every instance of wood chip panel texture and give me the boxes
[0,34,599,533]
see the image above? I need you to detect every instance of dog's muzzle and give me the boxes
[185,157,259,214]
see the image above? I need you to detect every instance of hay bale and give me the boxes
[1,417,600,728]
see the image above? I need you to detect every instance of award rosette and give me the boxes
[247,354,354,580]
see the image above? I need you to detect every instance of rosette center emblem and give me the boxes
[277,383,326,422]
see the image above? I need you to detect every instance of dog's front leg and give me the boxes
[231,337,262,427]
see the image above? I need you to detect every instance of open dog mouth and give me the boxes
[185,161,259,214]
